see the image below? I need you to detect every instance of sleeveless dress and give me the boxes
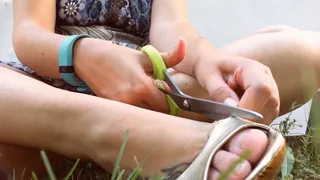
[0,0,153,94]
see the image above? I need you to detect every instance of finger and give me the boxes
[161,37,187,68]
[234,67,273,113]
[154,79,171,92]
[260,97,280,125]
[206,71,240,103]
[139,101,153,111]
[146,85,169,113]
[239,86,270,113]
[217,56,250,74]
[140,37,187,75]
[260,72,280,124]
[140,78,170,113]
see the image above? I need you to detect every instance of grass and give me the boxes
[273,103,320,180]
[280,129,320,179]
[10,103,320,180]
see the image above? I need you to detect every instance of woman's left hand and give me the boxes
[193,47,280,124]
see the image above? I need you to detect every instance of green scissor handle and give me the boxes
[141,45,180,116]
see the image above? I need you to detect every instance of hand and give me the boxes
[74,38,186,113]
[194,47,280,124]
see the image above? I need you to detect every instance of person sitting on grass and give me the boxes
[0,0,319,179]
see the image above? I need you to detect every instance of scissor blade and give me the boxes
[160,89,263,120]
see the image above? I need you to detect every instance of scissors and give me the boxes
[141,45,263,120]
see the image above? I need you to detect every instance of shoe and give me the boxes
[176,116,286,180]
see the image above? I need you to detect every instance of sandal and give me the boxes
[176,116,286,180]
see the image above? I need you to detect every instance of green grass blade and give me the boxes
[117,168,122,177]
[219,150,251,180]
[12,169,15,180]
[129,168,142,180]
[64,159,80,180]
[111,130,130,180]
[40,150,57,180]
[151,175,164,180]
[127,151,154,180]
[31,172,39,180]
[127,149,155,180]
[116,169,125,180]
[20,168,26,180]
[128,168,141,180]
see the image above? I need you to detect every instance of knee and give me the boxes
[253,25,299,34]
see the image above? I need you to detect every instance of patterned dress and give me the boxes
[0,0,153,94]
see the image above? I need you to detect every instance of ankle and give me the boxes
[156,125,211,179]
[130,119,211,178]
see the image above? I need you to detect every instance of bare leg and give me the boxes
[0,65,69,179]
[171,26,320,119]
[0,65,268,180]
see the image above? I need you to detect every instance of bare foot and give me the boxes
[208,129,268,180]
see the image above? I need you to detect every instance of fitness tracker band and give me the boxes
[58,34,93,91]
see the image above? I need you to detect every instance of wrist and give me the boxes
[73,38,109,85]
[58,35,96,89]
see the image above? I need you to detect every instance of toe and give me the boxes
[208,169,220,180]
[211,150,251,180]
[224,129,268,164]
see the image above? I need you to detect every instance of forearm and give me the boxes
[13,22,113,78]
[150,22,217,76]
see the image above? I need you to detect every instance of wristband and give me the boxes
[58,34,92,90]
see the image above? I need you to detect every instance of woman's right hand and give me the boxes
[73,38,186,113]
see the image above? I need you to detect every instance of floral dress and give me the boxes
[0,0,153,94]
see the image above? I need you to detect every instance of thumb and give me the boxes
[206,72,240,106]
[160,37,187,68]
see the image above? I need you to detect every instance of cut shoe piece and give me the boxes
[176,116,286,180]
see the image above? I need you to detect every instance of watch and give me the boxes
[58,34,93,90]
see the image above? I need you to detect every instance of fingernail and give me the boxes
[154,80,170,91]
[235,162,245,173]
[154,80,165,89]
[223,98,238,107]
[174,37,182,48]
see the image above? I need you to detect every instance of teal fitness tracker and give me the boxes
[58,34,93,91]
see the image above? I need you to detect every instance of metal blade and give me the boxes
[160,89,263,120]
